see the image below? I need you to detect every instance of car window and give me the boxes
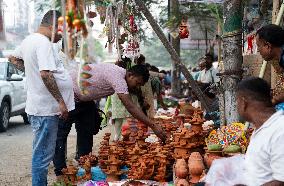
[7,63,16,78]
[9,64,25,76]
[0,63,5,80]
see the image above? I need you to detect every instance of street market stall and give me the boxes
[50,0,256,185]
[54,99,252,186]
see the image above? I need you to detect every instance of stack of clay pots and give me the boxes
[102,144,125,182]
[188,109,205,133]
[78,154,97,167]
[171,126,205,160]
[98,133,111,177]
[98,133,126,182]
[156,118,179,135]
[61,164,79,185]
[126,141,175,182]
[174,152,205,186]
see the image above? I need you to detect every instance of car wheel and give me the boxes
[0,102,10,132]
[22,113,30,125]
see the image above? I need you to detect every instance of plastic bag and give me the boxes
[205,154,247,186]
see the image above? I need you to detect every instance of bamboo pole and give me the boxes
[133,0,212,112]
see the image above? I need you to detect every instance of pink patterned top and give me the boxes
[70,63,129,101]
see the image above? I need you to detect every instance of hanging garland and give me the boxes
[96,0,141,60]
[57,0,94,95]
[58,0,88,59]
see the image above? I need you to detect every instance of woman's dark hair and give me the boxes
[115,60,127,68]
[115,56,132,69]
[237,77,272,105]
[256,24,284,47]
[128,64,150,83]
[41,10,61,27]
[135,54,146,65]
[205,53,214,62]
[150,65,159,73]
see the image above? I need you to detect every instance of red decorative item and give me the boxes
[179,20,189,39]
[247,35,254,54]
[129,15,138,33]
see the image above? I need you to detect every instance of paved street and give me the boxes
[0,116,111,186]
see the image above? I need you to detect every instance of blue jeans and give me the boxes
[29,115,61,186]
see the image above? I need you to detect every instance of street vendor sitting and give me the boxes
[206,77,284,186]
[237,77,284,186]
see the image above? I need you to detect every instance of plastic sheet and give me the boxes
[205,154,247,186]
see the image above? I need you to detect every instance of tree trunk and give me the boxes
[169,0,181,96]
[134,0,212,112]
[222,0,243,125]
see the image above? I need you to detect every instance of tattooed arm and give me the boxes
[8,56,25,72]
[40,70,68,120]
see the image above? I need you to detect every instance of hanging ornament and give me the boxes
[129,15,138,33]
[57,0,88,59]
[179,19,189,39]
[170,28,179,39]
[124,35,140,58]
[87,11,97,18]
[247,34,254,54]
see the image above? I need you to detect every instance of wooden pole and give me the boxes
[134,0,212,112]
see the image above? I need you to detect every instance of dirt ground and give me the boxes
[0,116,112,186]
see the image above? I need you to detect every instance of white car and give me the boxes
[0,58,28,132]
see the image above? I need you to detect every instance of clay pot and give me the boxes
[188,152,205,184]
[176,178,190,186]
[106,174,119,182]
[204,151,222,168]
[176,159,187,167]
[175,166,188,179]
[175,159,189,179]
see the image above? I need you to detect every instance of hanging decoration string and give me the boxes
[61,0,69,66]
